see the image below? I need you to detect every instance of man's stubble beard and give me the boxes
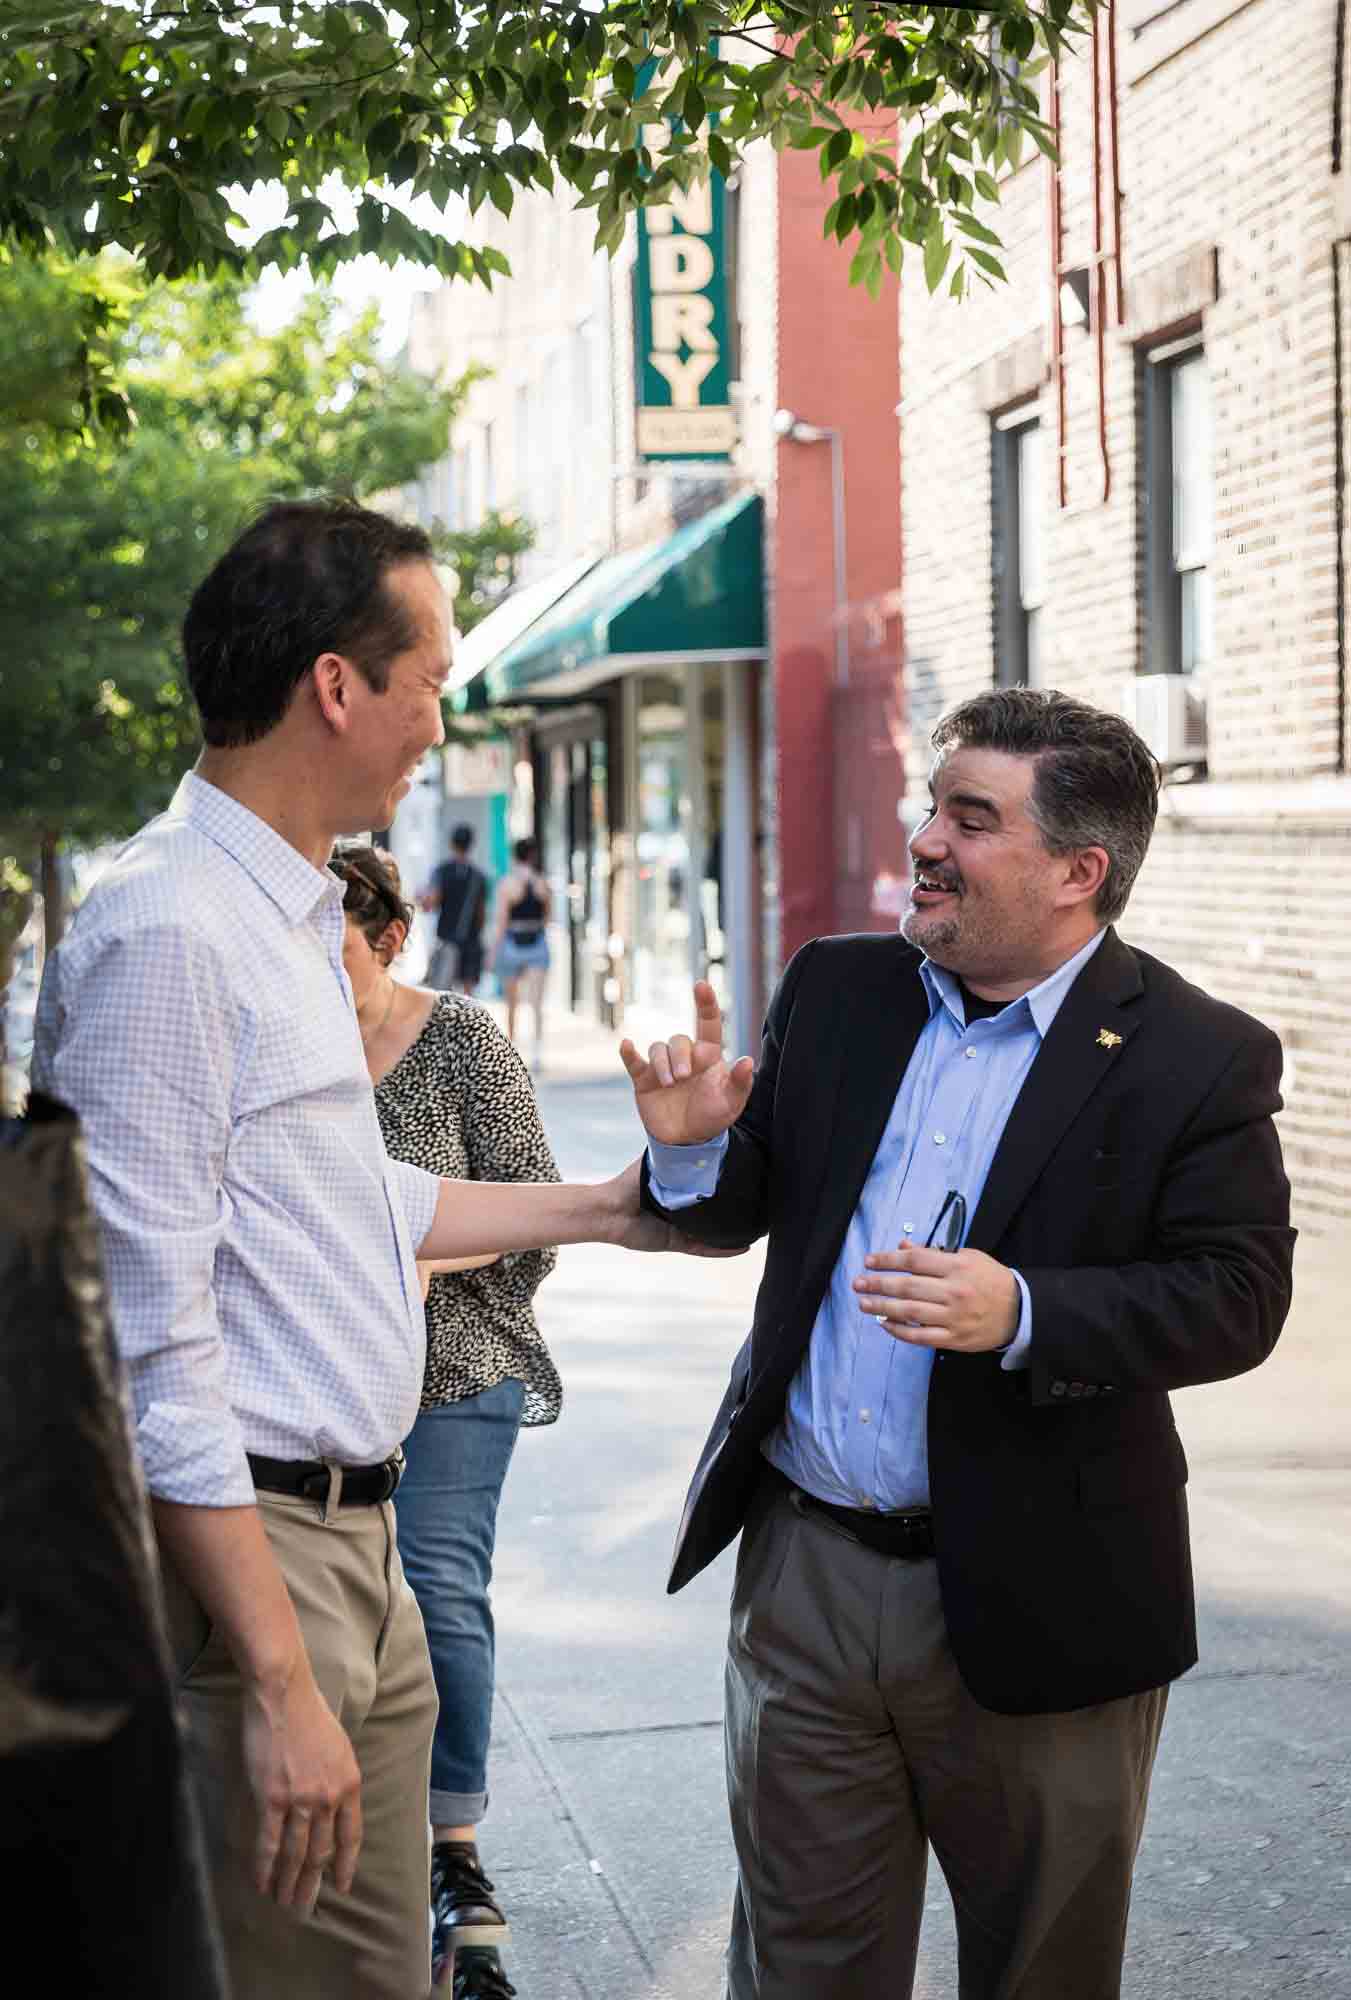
[901,906,964,965]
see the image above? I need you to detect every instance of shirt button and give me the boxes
[902,1222,916,1235]
[933,1132,947,1146]
[859,1408,871,1424]
[964,1047,977,1060]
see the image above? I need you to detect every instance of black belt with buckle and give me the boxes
[247,1451,403,1508]
[767,1461,935,1562]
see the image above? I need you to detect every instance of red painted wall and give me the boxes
[773,138,904,960]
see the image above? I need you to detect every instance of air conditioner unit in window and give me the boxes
[1117,675,1207,769]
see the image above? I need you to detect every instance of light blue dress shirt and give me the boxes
[648,932,1107,1512]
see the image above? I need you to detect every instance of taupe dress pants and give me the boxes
[160,1489,439,2000]
[724,1477,1168,2000]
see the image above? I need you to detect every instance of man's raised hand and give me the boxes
[620,979,755,1147]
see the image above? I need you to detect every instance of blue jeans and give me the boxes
[393,1381,525,1826]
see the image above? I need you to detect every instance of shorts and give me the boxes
[496,933,550,979]
[427,939,484,989]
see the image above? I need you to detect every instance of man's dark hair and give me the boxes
[931,688,1161,924]
[182,499,435,747]
[513,837,539,867]
[451,823,475,853]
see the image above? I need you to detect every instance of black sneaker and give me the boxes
[452,1947,517,2000]
[431,1842,511,1980]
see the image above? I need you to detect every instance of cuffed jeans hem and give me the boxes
[431,1788,488,1827]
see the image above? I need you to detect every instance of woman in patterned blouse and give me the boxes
[331,843,561,2000]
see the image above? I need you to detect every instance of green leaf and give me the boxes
[823,127,852,173]
[956,212,1002,247]
[923,227,951,293]
[965,245,1007,282]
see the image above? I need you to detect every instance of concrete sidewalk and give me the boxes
[476,1001,1350,2000]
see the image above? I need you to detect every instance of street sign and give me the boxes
[634,60,737,462]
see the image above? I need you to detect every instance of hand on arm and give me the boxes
[620,979,755,1147]
[153,1500,362,1910]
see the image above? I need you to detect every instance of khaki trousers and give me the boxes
[160,1491,439,2000]
[724,1478,1168,2000]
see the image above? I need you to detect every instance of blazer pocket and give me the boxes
[1076,1430,1189,1512]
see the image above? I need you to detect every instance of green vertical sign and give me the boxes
[634,62,736,461]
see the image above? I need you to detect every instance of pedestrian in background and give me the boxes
[492,838,550,1069]
[422,823,488,996]
[332,842,561,2000]
[626,688,1294,2000]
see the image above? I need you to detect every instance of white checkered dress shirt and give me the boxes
[33,773,441,1507]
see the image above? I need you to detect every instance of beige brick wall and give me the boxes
[900,0,1351,1226]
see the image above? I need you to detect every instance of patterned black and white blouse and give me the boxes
[373,994,562,1424]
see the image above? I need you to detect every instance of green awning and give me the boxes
[478,489,764,704]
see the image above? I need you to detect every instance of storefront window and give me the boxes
[632,672,693,1018]
[700,671,728,1010]
[541,742,570,1011]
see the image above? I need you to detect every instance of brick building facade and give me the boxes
[899,0,1351,1227]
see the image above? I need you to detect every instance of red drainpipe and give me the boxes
[1048,58,1068,508]
[1107,0,1126,326]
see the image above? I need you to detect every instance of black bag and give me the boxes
[0,1094,228,1997]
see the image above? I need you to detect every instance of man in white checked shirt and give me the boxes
[33,501,713,2000]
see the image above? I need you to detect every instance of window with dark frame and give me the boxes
[1142,338,1214,674]
[992,408,1044,688]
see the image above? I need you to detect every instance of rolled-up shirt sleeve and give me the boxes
[386,1156,442,1253]
[34,924,254,1507]
[647,1132,729,1211]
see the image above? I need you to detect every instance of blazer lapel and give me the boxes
[966,929,1144,1255]
[797,945,932,1288]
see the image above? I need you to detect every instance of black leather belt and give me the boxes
[767,1461,935,1562]
[247,1451,403,1508]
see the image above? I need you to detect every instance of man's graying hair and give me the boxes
[931,689,1161,924]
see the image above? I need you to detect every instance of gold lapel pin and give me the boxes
[1097,1028,1123,1050]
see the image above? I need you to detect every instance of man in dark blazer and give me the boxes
[620,689,1294,2000]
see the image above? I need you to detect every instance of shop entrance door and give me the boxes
[625,661,756,1054]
